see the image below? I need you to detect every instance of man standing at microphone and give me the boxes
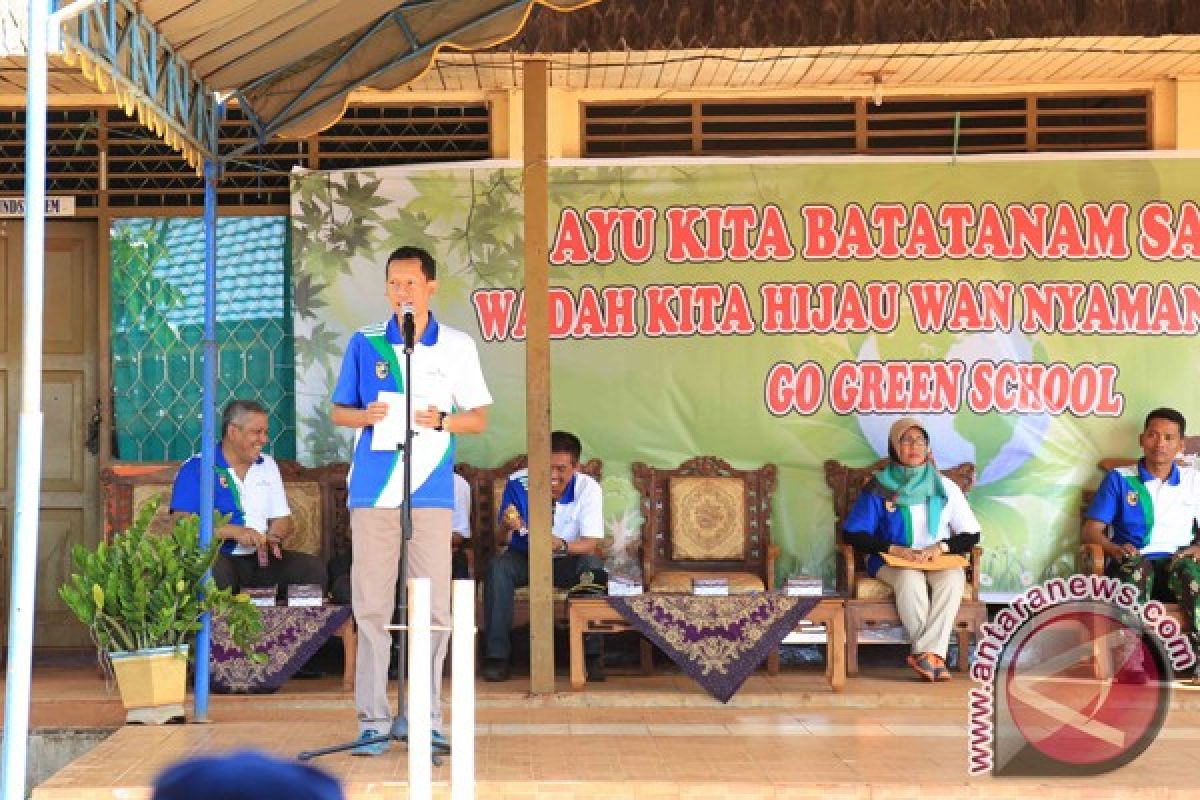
[331,246,492,756]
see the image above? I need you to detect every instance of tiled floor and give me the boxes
[13,664,1200,799]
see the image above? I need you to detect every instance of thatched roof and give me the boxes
[504,0,1200,51]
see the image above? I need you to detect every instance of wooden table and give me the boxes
[568,596,845,692]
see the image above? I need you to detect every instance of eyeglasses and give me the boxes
[897,436,928,448]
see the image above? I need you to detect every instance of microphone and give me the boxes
[401,302,416,353]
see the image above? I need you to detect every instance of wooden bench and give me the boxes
[101,460,357,689]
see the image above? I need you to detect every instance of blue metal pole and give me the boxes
[193,155,220,722]
[1,0,49,796]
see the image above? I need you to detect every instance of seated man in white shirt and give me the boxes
[1083,407,1200,681]
[481,431,605,682]
[170,399,325,603]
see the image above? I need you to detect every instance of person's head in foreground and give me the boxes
[152,750,343,800]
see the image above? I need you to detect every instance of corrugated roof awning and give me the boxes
[402,37,1200,92]
[0,0,598,167]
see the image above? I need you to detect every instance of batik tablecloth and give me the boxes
[210,605,352,693]
[607,592,818,703]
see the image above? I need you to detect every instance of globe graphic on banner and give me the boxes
[855,332,1050,486]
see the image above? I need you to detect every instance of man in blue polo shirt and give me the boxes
[170,400,325,602]
[1084,407,1200,679]
[481,430,606,683]
[331,245,491,756]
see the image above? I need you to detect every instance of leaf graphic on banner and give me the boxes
[408,177,467,223]
[291,172,333,211]
[972,495,1039,592]
[292,199,326,243]
[552,166,623,207]
[302,413,351,465]
[473,240,523,287]
[295,322,342,376]
[293,273,329,320]
[331,223,374,261]
[956,411,1019,475]
[301,244,347,284]
[379,212,438,261]
[426,170,523,290]
[334,173,388,222]
[320,174,388,262]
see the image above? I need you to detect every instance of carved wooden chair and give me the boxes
[100,460,357,688]
[101,460,350,562]
[824,458,985,675]
[632,456,781,672]
[1079,457,1193,677]
[456,455,603,631]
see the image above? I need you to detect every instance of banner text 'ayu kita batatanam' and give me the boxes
[473,199,1200,419]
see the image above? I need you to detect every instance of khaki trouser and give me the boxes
[877,565,966,658]
[351,506,452,734]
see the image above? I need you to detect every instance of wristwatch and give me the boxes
[434,411,447,432]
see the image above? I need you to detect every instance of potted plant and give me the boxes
[59,497,264,722]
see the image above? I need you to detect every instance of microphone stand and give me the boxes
[300,307,448,764]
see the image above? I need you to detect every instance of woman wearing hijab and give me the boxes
[843,417,982,682]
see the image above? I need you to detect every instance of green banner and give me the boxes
[292,157,1200,596]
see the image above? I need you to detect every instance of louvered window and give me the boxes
[583,93,1149,156]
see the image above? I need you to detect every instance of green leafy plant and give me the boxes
[59,497,265,662]
[110,221,185,348]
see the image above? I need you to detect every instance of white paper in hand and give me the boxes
[370,390,406,451]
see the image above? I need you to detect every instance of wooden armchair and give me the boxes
[100,460,357,689]
[101,460,351,561]
[456,455,603,630]
[632,456,781,671]
[633,456,778,594]
[824,458,986,675]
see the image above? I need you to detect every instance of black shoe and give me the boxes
[481,659,511,682]
[585,654,606,683]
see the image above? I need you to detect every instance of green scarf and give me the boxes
[874,461,947,539]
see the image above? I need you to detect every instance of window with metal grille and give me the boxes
[583,93,1150,156]
[109,216,295,461]
[315,104,491,170]
[106,107,305,208]
[0,103,491,209]
[0,109,101,206]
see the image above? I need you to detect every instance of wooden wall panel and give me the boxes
[0,369,6,493]
[0,221,8,355]
[40,372,84,493]
[34,508,87,648]
[0,509,7,636]
[43,235,86,356]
